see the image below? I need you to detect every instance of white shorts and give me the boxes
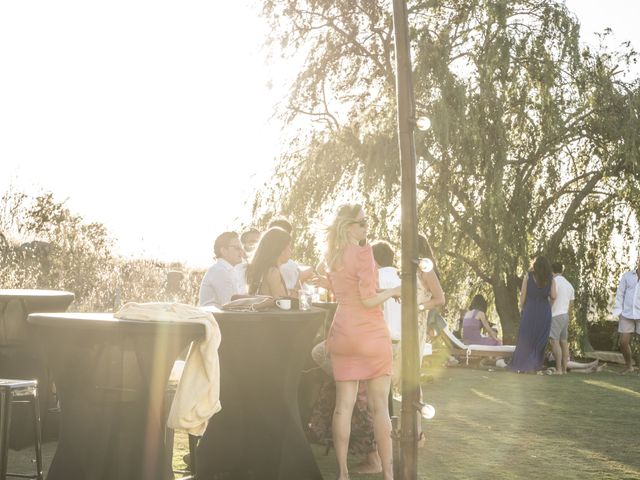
[618,315,640,334]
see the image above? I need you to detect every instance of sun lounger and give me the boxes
[441,327,515,364]
[583,350,635,366]
[427,311,515,365]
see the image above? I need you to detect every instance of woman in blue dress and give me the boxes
[509,256,557,373]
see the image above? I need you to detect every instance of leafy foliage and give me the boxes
[258,0,640,344]
[0,189,202,311]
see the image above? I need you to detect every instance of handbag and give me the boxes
[222,295,275,312]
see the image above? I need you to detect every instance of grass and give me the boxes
[12,363,640,479]
[408,366,640,480]
[175,363,640,480]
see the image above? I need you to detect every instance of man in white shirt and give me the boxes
[371,241,401,342]
[549,263,575,374]
[371,240,402,398]
[612,256,640,373]
[240,228,261,260]
[198,232,247,307]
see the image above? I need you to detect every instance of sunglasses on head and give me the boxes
[351,218,368,227]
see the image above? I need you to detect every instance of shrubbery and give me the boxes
[0,189,202,311]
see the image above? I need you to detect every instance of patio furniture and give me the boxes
[171,434,199,480]
[164,362,200,480]
[196,307,326,480]
[0,290,74,448]
[311,301,337,337]
[431,313,515,364]
[0,379,43,480]
[26,312,205,480]
[299,302,338,424]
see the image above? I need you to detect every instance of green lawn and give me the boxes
[175,364,640,479]
[426,367,639,479]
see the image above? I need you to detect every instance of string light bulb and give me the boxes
[415,116,431,131]
[420,403,436,419]
[417,258,434,273]
[413,400,436,419]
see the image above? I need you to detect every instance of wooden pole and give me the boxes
[391,1,420,479]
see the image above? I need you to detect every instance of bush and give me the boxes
[0,190,203,311]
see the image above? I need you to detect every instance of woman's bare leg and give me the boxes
[367,376,393,480]
[354,450,382,474]
[567,359,598,370]
[333,380,359,480]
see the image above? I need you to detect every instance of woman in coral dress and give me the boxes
[324,204,400,480]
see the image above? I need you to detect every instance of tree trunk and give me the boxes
[493,279,520,344]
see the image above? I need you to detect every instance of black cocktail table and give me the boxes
[0,289,75,448]
[27,312,205,480]
[196,307,326,480]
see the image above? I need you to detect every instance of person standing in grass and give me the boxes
[324,204,400,480]
[549,262,575,374]
[612,255,640,374]
[509,256,557,373]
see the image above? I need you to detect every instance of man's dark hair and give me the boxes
[371,241,395,268]
[551,262,564,274]
[240,228,261,244]
[213,231,239,258]
[268,218,293,234]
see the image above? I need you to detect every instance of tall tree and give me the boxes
[259,0,640,341]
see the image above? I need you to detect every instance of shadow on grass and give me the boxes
[171,366,639,479]
[413,366,640,480]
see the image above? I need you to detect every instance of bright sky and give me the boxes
[0,0,288,269]
[1,1,638,269]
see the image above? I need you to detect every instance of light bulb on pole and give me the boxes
[415,116,431,131]
[413,400,436,420]
[420,403,436,420]
[416,258,433,273]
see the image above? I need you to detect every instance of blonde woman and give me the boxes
[324,204,400,480]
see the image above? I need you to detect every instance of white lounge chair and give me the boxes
[426,311,514,365]
[441,326,515,364]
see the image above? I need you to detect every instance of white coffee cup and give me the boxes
[275,299,292,310]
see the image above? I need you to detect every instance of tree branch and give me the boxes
[444,250,492,283]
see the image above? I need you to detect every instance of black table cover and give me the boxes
[0,289,75,448]
[196,307,326,480]
[298,302,338,426]
[27,312,205,480]
[311,302,337,337]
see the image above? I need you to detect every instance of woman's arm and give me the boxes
[361,286,401,309]
[265,267,288,297]
[478,312,500,342]
[418,270,445,309]
[519,273,528,310]
[309,259,331,290]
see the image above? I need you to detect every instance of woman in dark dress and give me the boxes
[509,256,557,373]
